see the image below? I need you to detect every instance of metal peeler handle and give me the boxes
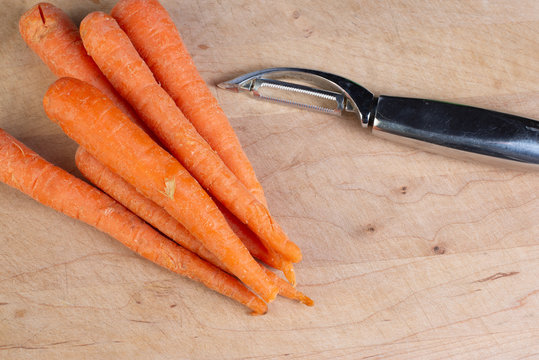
[372,96,539,166]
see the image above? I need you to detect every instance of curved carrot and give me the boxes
[111,0,267,205]
[44,77,279,303]
[79,12,301,263]
[18,3,141,127]
[0,129,267,314]
[76,148,305,301]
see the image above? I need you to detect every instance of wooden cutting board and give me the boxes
[1,0,538,358]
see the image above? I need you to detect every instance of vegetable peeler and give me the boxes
[218,68,539,169]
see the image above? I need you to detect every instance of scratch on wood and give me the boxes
[448,289,482,298]
[0,340,71,350]
[0,340,123,351]
[514,290,538,309]
[363,354,384,359]
[129,319,154,324]
[71,342,97,347]
[0,252,123,284]
[474,271,519,283]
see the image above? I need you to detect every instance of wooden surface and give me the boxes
[1,0,538,358]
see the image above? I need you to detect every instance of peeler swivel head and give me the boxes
[218,68,375,127]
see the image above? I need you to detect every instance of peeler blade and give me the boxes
[250,78,345,115]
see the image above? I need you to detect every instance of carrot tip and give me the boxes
[282,263,296,287]
[250,310,267,316]
[282,242,302,263]
[300,295,315,307]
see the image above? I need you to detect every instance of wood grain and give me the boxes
[1,0,538,359]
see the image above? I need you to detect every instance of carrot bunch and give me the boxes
[6,1,312,314]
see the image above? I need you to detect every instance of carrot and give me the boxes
[75,147,258,266]
[76,148,310,304]
[44,77,279,302]
[111,0,267,205]
[264,269,314,306]
[18,3,141,128]
[214,200,297,286]
[0,129,267,314]
[79,12,301,263]
[75,146,221,269]
[17,3,285,270]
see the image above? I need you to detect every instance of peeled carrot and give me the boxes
[0,129,267,314]
[44,77,279,303]
[76,147,310,304]
[79,12,301,263]
[111,0,267,205]
[18,3,140,127]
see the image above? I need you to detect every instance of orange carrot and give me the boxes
[75,146,221,268]
[111,0,267,205]
[214,200,297,286]
[79,12,301,263]
[18,3,141,127]
[76,147,310,303]
[76,147,298,286]
[44,77,279,303]
[264,269,314,306]
[0,129,267,314]
[18,3,287,271]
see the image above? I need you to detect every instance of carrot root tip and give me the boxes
[282,263,296,286]
[300,296,315,307]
